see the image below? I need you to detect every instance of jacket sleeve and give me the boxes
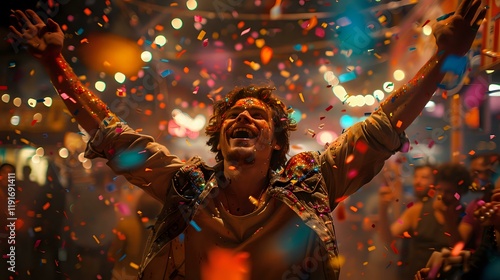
[84,117,185,203]
[319,109,409,208]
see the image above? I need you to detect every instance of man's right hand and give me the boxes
[9,9,64,61]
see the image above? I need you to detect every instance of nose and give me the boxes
[235,110,251,123]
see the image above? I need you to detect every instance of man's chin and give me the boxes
[225,147,257,165]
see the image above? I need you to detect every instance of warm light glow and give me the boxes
[33,113,42,123]
[31,155,41,164]
[154,35,167,46]
[425,101,436,112]
[43,97,52,107]
[383,81,395,92]
[373,90,385,101]
[171,18,183,29]
[364,95,376,106]
[393,69,405,81]
[333,85,348,102]
[316,131,337,146]
[27,98,37,108]
[36,147,44,157]
[422,25,432,36]
[1,93,10,103]
[10,116,20,126]
[95,81,106,92]
[13,97,21,107]
[489,84,500,96]
[78,152,86,163]
[186,0,198,10]
[141,51,152,62]
[82,159,92,169]
[59,148,69,159]
[114,72,126,83]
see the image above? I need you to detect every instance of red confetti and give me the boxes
[325,105,333,111]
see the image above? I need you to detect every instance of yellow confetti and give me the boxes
[34,227,42,232]
[368,246,376,251]
[197,30,206,40]
[93,235,100,244]
[373,53,382,59]
[129,262,140,270]
[299,93,305,103]
[249,196,259,206]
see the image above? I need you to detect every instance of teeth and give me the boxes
[232,128,255,138]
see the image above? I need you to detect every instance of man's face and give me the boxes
[470,157,492,188]
[436,181,460,206]
[218,97,276,168]
[413,167,434,198]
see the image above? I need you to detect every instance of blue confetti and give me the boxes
[189,220,202,232]
[76,28,84,35]
[161,69,172,78]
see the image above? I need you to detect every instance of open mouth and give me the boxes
[230,128,257,139]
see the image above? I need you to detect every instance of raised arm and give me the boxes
[9,9,112,137]
[380,0,487,133]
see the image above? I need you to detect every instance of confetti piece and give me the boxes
[422,19,430,27]
[249,196,258,206]
[83,8,92,16]
[241,28,251,36]
[299,93,305,103]
[260,46,273,65]
[129,262,139,270]
[161,70,172,78]
[390,240,399,254]
[451,241,464,256]
[368,245,376,252]
[197,30,206,40]
[42,202,51,210]
[403,231,411,238]
[406,202,414,208]
[190,220,202,232]
[92,235,100,244]
[349,206,358,213]
[325,105,333,111]
[345,154,354,164]
[396,120,403,128]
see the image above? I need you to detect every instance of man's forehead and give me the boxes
[232,97,268,109]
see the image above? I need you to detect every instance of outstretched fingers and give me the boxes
[463,0,482,24]
[456,0,474,17]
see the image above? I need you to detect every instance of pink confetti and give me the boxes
[241,28,251,36]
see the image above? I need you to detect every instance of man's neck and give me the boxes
[219,162,270,215]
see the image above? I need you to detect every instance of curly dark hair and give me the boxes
[205,84,297,171]
[435,162,473,195]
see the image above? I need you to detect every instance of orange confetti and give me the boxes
[246,74,254,79]
[451,241,465,256]
[102,15,109,23]
[396,120,403,128]
[403,231,412,238]
[42,202,51,210]
[155,25,164,31]
[349,206,358,213]
[260,46,273,65]
[299,92,305,103]
[468,150,476,156]
[345,154,354,164]
[80,38,89,44]
[83,8,92,16]
[92,235,100,244]
[176,50,187,58]
[229,165,236,170]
